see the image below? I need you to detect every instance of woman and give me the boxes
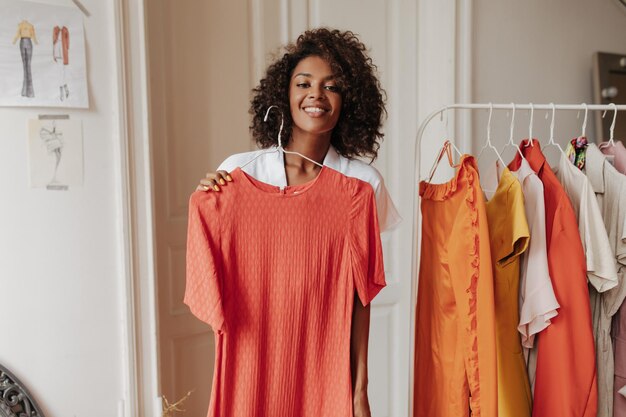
[193,28,400,416]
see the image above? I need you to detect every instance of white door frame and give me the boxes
[113,1,472,416]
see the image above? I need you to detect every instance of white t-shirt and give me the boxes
[510,158,559,348]
[555,152,618,292]
[217,145,402,233]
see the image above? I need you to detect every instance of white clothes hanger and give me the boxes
[524,103,535,147]
[500,102,525,160]
[577,102,589,139]
[600,102,618,149]
[477,103,506,166]
[426,106,463,182]
[240,105,324,170]
[542,103,565,156]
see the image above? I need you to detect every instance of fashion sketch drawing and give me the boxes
[12,20,38,98]
[53,26,69,101]
[39,120,64,185]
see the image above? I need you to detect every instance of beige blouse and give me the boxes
[12,21,38,44]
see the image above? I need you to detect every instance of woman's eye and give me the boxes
[325,85,340,92]
[296,83,310,88]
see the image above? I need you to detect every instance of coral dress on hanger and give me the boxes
[185,167,386,417]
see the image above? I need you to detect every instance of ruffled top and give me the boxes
[419,154,479,201]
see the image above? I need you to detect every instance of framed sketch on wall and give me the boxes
[0,1,88,108]
[28,116,83,190]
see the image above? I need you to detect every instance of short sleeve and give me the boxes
[350,181,386,307]
[372,177,402,233]
[517,174,559,348]
[580,180,618,292]
[497,182,530,267]
[184,191,225,333]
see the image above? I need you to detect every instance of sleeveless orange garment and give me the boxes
[414,146,497,417]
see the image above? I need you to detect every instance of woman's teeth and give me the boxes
[304,107,327,114]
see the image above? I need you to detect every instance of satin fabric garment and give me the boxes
[482,164,532,417]
[510,140,597,417]
[414,153,497,417]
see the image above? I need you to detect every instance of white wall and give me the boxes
[472,0,626,167]
[0,1,128,416]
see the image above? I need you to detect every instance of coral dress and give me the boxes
[185,167,386,417]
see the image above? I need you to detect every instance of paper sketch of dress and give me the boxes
[53,26,70,101]
[40,122,64,185]
[12,20,38,98]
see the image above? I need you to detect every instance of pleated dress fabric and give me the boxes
[184,166,386,417]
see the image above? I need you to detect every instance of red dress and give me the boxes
[185,166,386,417]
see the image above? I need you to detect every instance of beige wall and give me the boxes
[472,0,626,168]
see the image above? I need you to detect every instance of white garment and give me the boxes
[585,143,626,417]
[510,158,559,349]
[218,145,402,233]
[555,152,618,292]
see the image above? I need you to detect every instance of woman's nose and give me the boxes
[308,85,325,99]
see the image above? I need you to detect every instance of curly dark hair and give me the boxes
[250,28,387,161]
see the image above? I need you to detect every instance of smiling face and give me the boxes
[289,55,342,140]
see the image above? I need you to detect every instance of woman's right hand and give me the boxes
[196,170,232,192]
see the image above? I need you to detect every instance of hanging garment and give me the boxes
[509,158,560,397]
[555,151,618,292]
[414,152,497,417]
[585,144,626,417]
[509,158,559,347]
[218,145,402,232]
[599,141,626,175]
[567,137,589,171]
[510,139,597,417]
[185,167,386,417]
[482,163,532,417]
[556,147,619,417]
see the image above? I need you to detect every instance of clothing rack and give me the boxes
[408,102,626,415]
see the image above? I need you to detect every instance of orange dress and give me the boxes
[185,167,386,417]
[414,151,497,417]
[509,140,597,417]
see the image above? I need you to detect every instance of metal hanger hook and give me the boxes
[549,103,556,144]
[264,105,285,148]
[528,103,535,147]
[487,102,494,145]
[508,102,516,145]
[610,102,618,143]
[580,102,588,138]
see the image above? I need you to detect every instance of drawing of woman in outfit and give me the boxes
[53,26,70,100]
[39,120,64,185]
[12,20,38,98]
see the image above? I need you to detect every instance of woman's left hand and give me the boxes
[353,391,371,417]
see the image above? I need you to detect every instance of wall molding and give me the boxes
[114,0,160,416]
[409,1,472,415]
